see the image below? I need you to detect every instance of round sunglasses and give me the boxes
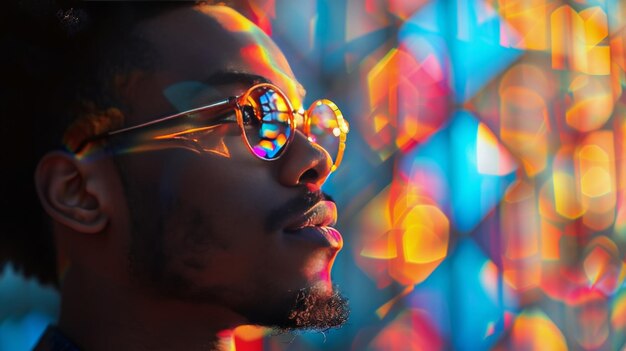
[73,83,349,172]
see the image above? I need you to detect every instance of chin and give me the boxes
[239,273,348,332]
[276,282,349,332]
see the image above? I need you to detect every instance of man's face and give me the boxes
[107,6,347,329]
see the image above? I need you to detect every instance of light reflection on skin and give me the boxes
[196,5,306,104]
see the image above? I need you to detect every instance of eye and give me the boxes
[242,105,259,125]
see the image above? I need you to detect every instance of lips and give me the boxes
[283,200,343,249]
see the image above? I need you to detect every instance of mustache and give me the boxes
[265,191,334,232]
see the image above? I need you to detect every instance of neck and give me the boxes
[57,268,245,351]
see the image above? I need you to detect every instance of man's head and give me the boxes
[15,2,348,334]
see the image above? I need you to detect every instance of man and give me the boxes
[7,2,349,350]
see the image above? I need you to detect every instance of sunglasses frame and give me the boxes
[73,83,348,171]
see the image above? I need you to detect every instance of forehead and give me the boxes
[132,5,304,110]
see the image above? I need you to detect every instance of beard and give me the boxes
[276,284,349,332]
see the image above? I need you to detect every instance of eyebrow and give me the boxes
[202,70,272,87]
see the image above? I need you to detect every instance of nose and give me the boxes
[278,130,332,187]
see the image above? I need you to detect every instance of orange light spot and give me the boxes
[581,166,612,197]
[540,219,561,261]
[553,171,585,219]
[577,132,616,230]
[553,145,585,219]
[550,5,609,74]
[511,309,567,351]
[233,325,265,351]
[500,0,551,50]
[401,205,448,264]
[368,49,398,110]
[566,75,613,132]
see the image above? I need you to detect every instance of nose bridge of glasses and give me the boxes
[293,108,306,132]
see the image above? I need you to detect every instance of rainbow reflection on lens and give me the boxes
[241,85,294,159]
[305,99,349,172]
[307,100,345,164]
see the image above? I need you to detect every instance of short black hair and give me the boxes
[0,0,198,284]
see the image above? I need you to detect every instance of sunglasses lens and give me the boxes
[306,100,345,167]
[242,86,293,160]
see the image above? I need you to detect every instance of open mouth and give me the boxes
[283,201,343,249]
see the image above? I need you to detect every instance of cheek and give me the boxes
[158,152,274,257]
[139,148,337,294]
[177,142,271,210]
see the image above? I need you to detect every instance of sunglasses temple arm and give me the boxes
[71,98,237,153]
[108,98,235,136]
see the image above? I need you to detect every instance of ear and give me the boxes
[35,151,108,234]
